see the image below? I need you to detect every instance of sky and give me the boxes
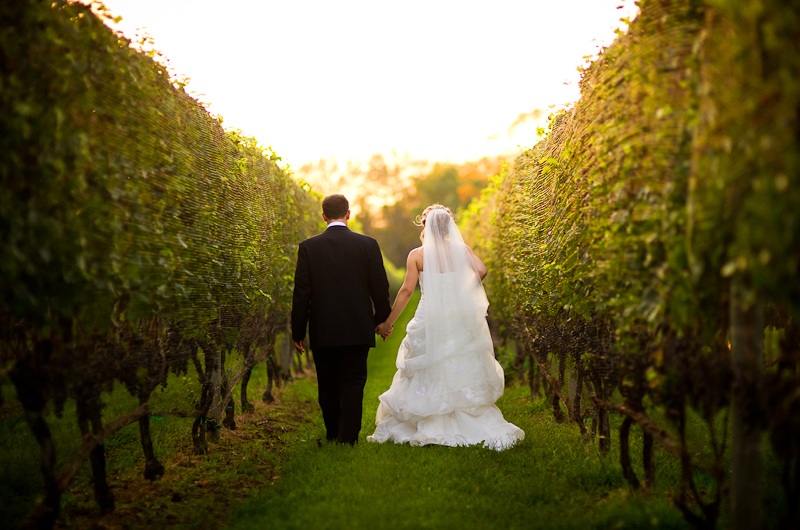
[94,0,639,169]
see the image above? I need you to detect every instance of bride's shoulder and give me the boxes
[408,247,423,268]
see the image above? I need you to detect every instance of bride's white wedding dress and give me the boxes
[367,210,524,451]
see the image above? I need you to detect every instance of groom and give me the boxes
[291,194,392,444]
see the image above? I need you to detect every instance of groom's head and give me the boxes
[322,194,350,223]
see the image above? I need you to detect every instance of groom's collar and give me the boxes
[326,221,347,229]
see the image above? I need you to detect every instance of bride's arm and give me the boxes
[376,249,421,333]
[466,245,488,280]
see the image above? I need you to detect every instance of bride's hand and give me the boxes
[375,322,393,340]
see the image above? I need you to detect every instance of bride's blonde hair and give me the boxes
[415,204,455,241]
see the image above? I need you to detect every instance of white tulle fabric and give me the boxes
[367,209,524,451]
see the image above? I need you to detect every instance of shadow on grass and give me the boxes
[0,361,320,529]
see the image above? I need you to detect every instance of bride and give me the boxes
[368,205,524,451]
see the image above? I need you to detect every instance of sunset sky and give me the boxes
[94,0,639,169]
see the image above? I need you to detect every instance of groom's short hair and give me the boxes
[322,194,349,220]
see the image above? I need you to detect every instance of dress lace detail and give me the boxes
[367,272,525,451]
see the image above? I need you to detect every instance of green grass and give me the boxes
[228,292,690,530]
[0,343,303,528]
[1,290,786,528]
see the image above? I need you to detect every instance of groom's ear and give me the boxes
[346,210,351,221]
[322,212,328,223]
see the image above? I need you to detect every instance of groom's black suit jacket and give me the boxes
[291,225,391,350]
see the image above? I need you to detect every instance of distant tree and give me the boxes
[294,153,509,268]
[416,164,460,210]
[375,200,422,268]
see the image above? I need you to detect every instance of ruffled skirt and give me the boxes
[367,296,524,451]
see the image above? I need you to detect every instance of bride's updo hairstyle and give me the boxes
[415,204,454,242]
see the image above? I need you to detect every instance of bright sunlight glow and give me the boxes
[91,0,639,169]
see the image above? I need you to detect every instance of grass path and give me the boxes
[226,292,689,530]
[2,296,784,528]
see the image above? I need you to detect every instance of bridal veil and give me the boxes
[421,209,492,369]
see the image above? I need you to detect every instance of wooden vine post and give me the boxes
[729,278,764,530]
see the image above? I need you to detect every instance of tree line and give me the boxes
[295,153,510,268]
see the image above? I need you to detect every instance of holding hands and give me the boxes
[376,321,393,341]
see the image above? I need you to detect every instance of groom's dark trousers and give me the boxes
[291,225,391,444]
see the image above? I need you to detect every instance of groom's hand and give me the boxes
[293,339,305,353]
